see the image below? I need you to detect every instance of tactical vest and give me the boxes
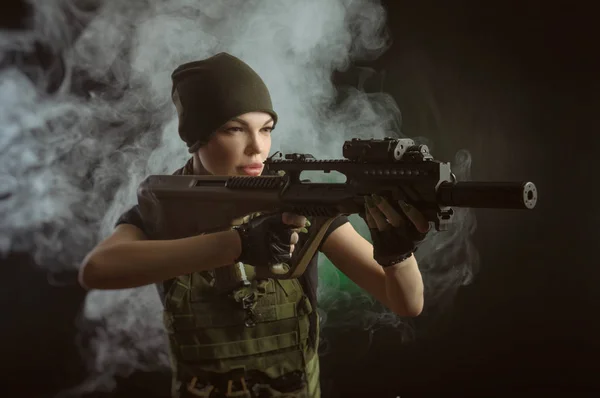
[162,223,320,397]
[162,161,321,397]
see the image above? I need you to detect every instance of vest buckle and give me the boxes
[241,293,258,327]
[241,293,256,310]
[186,376,214,397]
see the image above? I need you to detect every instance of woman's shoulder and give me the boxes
[115,205,146,233]
[313,214,349,251]
[323,214,349,234]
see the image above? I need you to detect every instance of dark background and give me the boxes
[1,1,597,397]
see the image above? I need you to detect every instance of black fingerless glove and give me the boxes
[359,207,428,268]
[233,213,294,267]
[370,226,426,267]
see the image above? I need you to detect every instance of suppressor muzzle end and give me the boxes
[523,182,538,209]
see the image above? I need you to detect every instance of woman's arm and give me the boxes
[320,222,423,317]
[79,224,242,290]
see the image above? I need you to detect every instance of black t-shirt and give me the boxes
[115,205,349,310]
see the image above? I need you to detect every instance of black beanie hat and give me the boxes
[171,52,278,153]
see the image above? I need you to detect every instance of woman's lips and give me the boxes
[240,166,262,176]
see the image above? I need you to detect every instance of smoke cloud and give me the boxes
[0,0,478,394]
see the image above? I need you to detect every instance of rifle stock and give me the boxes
[137,137,538,281]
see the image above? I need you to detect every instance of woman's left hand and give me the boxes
[360,194,430,267]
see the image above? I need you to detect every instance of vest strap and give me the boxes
[167,295,312,330]
[169,276,191,309]
[180,331,299,360]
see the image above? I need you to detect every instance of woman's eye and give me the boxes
[224,126,272,133]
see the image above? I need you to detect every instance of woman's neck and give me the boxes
[191,156,210,175]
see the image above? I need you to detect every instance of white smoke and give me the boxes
[0,0,477,394]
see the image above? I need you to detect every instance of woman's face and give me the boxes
[193,111,274,176]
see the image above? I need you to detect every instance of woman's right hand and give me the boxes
[233,212,310,268]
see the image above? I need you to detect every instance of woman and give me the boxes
[79,53,429,398]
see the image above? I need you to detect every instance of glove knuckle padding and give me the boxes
[359,196,429,267]
[372,221,427,267]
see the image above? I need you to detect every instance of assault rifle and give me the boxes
[137,138,537,282]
